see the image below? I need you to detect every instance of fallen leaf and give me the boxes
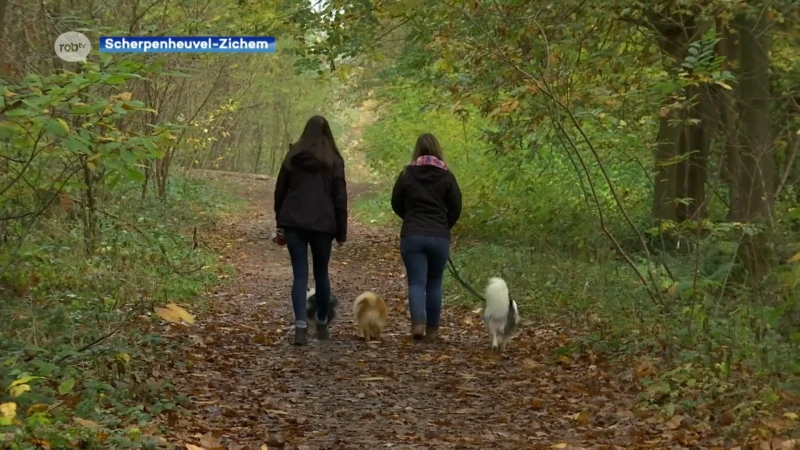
[73,417,100,429]
[9,384,30,397]
[155,303,195,324]
[360,377,387,381]
[25,403,49,415]
[665,414,683,430]
[634,360,655,378]
[0,403,16,420]
[200,432,221,448]
[522,359,540,370]
[571,411,590,425]
[9,376,38,387]
[185,445,204,450]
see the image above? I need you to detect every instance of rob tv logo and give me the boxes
[54,31,91,62]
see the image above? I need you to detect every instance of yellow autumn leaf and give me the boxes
[1,402,17,420]
[789,252,800,263]
[9,384,30,397]
[165,303,195,324]
[716,81,733,90]
[553,444,567,449]
[25,403,49,415]
[9,376,36,388]
[56,118,70,134]
[784,412,799,420]
[117,92,133,102]
[73,417,100,429]
[154,303,195,324]
[154,306,180,323]
[185,444,204,450]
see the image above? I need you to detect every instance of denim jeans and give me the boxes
[285,228,334,328]
[399,234,450,328]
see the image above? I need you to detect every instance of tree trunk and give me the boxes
[652,107,681,224]
[648,14,715,228]
[729,12,776,282]
[0,0,8,42]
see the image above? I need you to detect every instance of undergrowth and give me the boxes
[0,176,243,449]
[353,139,800,441]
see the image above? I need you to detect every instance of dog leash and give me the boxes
[446,257,486,302]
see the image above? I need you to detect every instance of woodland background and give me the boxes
[1,0,799,447]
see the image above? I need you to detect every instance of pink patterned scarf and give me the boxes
[410,155,448,171]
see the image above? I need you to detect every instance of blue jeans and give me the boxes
[285,228,334,328]
[399,234,450,328]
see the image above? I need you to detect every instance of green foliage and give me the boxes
[0,175,240,449]
[360,84,653,251]
[349,7,800,430]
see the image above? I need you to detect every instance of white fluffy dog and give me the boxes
[482,277,519,351]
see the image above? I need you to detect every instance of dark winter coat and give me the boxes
[390,157,462,241]
[274,150,347,242]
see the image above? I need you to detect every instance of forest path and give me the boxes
[161,170,704,450]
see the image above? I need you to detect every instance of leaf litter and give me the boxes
[155,171,793,449]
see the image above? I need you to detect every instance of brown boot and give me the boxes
[411,323,425,340]
[425,326,439,343]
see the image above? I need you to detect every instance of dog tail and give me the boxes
[484,277,510,319]
[354,291,386,324]
[353,291,380,313]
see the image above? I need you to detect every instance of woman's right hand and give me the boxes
[272,228,287,246]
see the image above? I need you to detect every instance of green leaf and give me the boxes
[44,118,70,136]
[103,157,124,170]
[63,135,91,154]
[120,148,137,165]
[58,378,75,395]
[99,53,113,66]
[6,107,36,117]
[105,75,127,85]
[9,375,39,388]
[123,167,146,182]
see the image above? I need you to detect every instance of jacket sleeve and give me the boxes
[390,171,405,219]
[445,172,462,228]
[274,165,289,221]
[332,158,348,242]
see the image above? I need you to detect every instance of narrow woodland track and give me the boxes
[160,170,728,450]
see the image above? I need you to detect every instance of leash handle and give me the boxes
[446,257,486,302]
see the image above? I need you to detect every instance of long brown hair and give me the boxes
[411,133,443,161]
[284,115,342,171]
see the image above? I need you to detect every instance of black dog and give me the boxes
[306,287,339,324]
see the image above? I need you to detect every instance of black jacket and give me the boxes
[391,165,462,240]
[274,151,347,242]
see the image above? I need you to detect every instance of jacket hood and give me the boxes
[291,151,324,170]
[406,165,449,183]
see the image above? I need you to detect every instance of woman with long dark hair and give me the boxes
[391,133,462,342]
[274,115,348,346]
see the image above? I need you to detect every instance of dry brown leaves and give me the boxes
[151,172,794,449]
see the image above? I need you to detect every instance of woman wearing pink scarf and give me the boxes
[391,133,462,342]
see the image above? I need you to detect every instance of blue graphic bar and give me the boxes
[98,36,276,53]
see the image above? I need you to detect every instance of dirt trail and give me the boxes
[162,171,669,450]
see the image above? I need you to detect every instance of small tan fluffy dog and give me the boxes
[353,291,388,342]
